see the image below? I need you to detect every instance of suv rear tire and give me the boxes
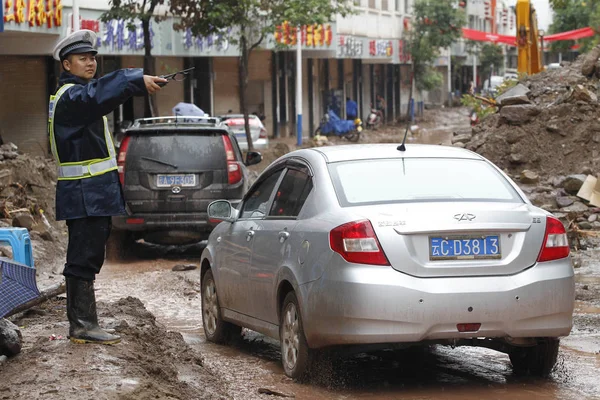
[106,229,134,262]
[509,338,560,377]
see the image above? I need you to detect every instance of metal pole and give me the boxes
[72,0,80,32]
[447,47,452,105]
[473,53,477,92]
[296,26,303,146]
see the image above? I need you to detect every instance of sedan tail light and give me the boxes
[537,216,570,262]
[222,135,242,185]
[329,220,390,266]
[117,135,131,185]
[259,128,267,139]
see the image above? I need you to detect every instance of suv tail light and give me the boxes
[222,135,242,185]
[537,216,570,262]
[117,135,131,185]
[259,128,267,139]
[329,220,390,266]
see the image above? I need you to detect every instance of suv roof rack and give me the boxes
[133,115,222,127]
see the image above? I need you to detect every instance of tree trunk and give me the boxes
[238,33,254,152]
[142,18,159,118]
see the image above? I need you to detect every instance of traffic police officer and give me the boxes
[50,29,167,344]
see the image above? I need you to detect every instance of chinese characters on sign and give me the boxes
[337,36,363,58]
[398,39,411,63]
[182,28,231,52]
[275,21,333,48]
[102,19,154,51]
[369,40,393,57]
[3,0,62,28]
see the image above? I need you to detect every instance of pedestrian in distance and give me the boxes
[346,97,358,121]
[49,29,167,344]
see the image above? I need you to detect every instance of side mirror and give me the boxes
[245,151,262,166]
[208,200,236,223]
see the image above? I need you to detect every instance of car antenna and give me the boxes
[397,117,410,152]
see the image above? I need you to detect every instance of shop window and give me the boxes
[368,0,376,8]
[382,0,388,10]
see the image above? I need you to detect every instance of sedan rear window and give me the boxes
[328,158,523,206]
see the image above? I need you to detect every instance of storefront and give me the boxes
[0,0,64,155]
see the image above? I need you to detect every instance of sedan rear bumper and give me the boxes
[237,138,269,151]
[302,257,574,349]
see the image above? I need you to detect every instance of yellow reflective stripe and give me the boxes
[57,166,118,181]
[49,84,118,180]
[48,84,75,165]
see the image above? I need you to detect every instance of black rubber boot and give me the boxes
[66,277,121,345]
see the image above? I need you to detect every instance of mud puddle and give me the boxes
[97,244,600,400]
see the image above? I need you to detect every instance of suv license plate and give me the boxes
[156,174,196,187]
[429,235,501,261]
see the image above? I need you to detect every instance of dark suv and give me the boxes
[109,116,262,251]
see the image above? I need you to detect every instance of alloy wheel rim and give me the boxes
[282,303,300,370]
[203,278,218,336]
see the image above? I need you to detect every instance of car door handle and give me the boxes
[246,230,255,241]
[278,231,290,243]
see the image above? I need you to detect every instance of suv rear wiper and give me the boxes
[141,156,178,169]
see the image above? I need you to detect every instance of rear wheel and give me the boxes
[280,292,314,380]
[509,338,560,377]
[345,130,360,142]
[105,229,134,262]
[201,269,241,344]
[314,127,322,136]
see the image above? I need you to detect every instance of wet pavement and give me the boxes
[93,117,599,398]
[95,242,600,400]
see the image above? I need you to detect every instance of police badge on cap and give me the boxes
[52,29,98,61]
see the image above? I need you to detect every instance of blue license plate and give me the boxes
[156,174,196,187]
[429,235,501,260]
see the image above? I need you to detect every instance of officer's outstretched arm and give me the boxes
[61,69,147,123]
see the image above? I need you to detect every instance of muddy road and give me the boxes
[88,243,600,400]
[2,107,599,399]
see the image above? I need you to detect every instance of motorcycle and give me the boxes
[366,107,382,130]
[470,109,479,126]
[315,110,362,142]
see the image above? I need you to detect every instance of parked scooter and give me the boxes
[366,106,382,130]
[315,110,362,142]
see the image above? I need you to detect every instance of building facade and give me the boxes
[0,0,424,155]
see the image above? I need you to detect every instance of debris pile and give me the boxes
[453,53,600,236]
[0,143,66,273]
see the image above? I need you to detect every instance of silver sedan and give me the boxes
[201,144,575,380]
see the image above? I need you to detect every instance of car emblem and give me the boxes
[454,213,476,222]
[172,186,181,194]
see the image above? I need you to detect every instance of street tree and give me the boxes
[170,0,353,150]
[406,0,465,112]
[548,0,600,53]
[479,43,504,92]
[101,0,168,117]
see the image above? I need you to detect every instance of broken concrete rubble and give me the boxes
[499,104,541,125]
[0,319,22,357]
[495,83,531,107]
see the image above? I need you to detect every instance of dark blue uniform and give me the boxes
[53,69,146,221]
[53,69,146,280]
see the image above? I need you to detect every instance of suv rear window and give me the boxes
[328,158,523,206]
[126,130,228,171]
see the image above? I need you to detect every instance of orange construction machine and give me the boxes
[516,0,543,75]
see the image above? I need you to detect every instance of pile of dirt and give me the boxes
[452,54,600,233]
[0,296,228,399]
[461,55,600,178]
[0,143,67,281]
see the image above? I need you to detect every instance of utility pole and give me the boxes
[72,0,80,32]
[296,26,303,147]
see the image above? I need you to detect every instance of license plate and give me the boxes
[429,235,501,261]
[156,174,196,187]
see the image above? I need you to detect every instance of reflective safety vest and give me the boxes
[48,84,118,181]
